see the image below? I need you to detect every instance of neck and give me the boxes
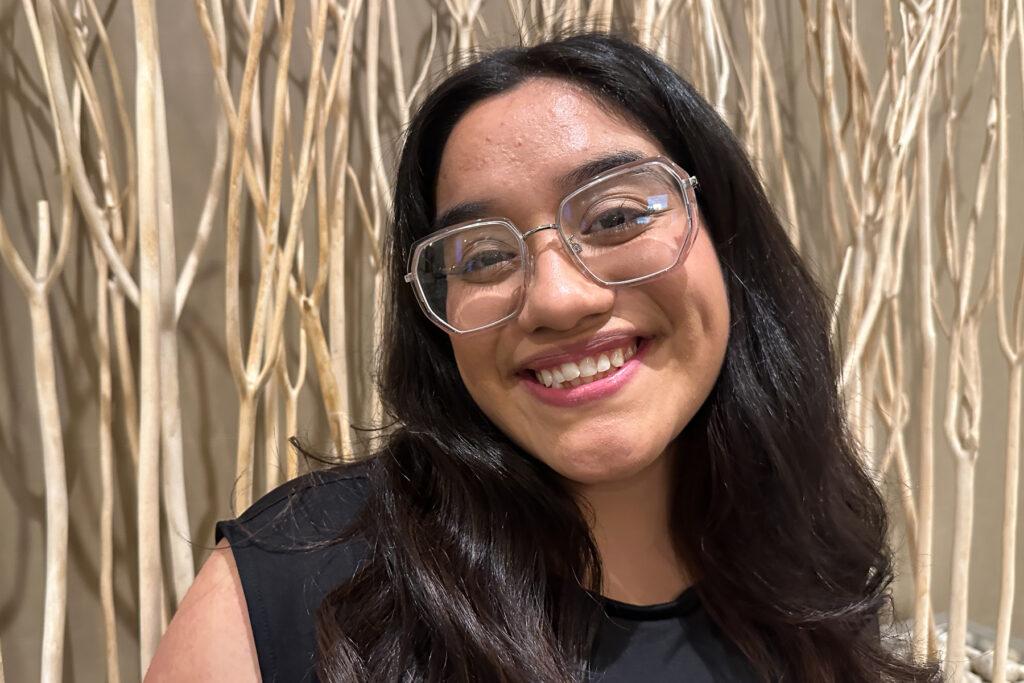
[573,446,693,606]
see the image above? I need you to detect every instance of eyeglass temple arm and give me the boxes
[404,264,458,283]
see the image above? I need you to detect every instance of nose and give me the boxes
[515,229,615,334]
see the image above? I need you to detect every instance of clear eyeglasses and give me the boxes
[403,155,700,335]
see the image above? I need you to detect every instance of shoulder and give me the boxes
[147,461,375,682]
[146,538,259,681]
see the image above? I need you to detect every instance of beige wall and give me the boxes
[0,1,1021,681]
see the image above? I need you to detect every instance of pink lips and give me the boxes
[519,338,650,407]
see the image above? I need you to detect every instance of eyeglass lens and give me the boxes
[413,162,692,333]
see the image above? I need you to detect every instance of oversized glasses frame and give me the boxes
[403,155,700,335]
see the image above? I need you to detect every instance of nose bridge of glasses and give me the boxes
[520,223,558,241]
[520,222,584,266]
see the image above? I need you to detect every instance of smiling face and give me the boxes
[433,77,730,490]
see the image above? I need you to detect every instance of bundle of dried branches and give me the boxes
[1,1,1020,680]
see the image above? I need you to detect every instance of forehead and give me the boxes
[435,78,663,214]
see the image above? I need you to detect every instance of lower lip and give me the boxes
[519,338,651,407]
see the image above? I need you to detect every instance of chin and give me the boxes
[541,441,666,488]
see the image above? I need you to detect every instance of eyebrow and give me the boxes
[431,149,649,231]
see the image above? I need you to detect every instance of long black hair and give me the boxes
[313,33,942,682]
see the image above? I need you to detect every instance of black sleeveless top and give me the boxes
[216,467,762,682]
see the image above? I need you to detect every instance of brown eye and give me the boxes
[455,246,521,283]
[581,206,653,235]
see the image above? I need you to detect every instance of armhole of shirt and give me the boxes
[216,518,280,680]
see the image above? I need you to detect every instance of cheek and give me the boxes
[657,228,729,330]
[681,227,729,340]
[451,337,507,409]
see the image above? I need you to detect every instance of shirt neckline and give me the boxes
[596,582,702,621]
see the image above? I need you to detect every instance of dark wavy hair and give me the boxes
[313,32,942,682]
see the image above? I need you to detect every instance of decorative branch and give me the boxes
[88,231,122,683]
[0,203,71,683]
[130,0,167,670]
[989,1,1022,679]
[30,0,140,307]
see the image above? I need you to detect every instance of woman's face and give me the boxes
[434,77,730,489]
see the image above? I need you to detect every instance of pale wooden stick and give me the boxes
[4,15,78,679]
[82,0,136,233]
[993,360,1021,682]
[830,245,855,341]
[143,12,196,612]
[585,0,614,32]
[243,0,295,379]
[911,128,938,668]
[112,289,140,470]
[29,0,140,306]
[48,0,145,492]
[990,2,1021,679]
[363,0,389,213]
[66,0,141,480]
[192,0,270,221]
[320,3,364,389]
[880,301,937,643]
[299,22,351,460]
[327,0,363,459]
[223,0,271,512]
[943,325,984,681]
[507,0,530,43]
[749,0,800,247]
[256,0,331,393]
[872,310,906,479]
[359,0,394,429]
[838,3,957,394]
[264,361,282,492]
[876,284,941,650]
[0,202,71,683]
[279,240,308,481]
[79,19,124,657]
[797,0,848,249]
[90,238,122,683]
[939,20,999,669]
[231,0,330,508]
[697,0,731,114]
[245,12,269,208]
[128,0,170,670]
[443,0,483,59]
[635,0,659,47]
[345,166,383,268]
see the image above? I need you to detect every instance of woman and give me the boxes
[148,33,941,682]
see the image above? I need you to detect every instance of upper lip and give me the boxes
[515,331,646,372]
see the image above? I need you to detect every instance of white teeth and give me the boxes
[560,362,581,381]
[530,339,643,390]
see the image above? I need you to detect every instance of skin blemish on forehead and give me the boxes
[436,79,623,213]
[548,88,592,151]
